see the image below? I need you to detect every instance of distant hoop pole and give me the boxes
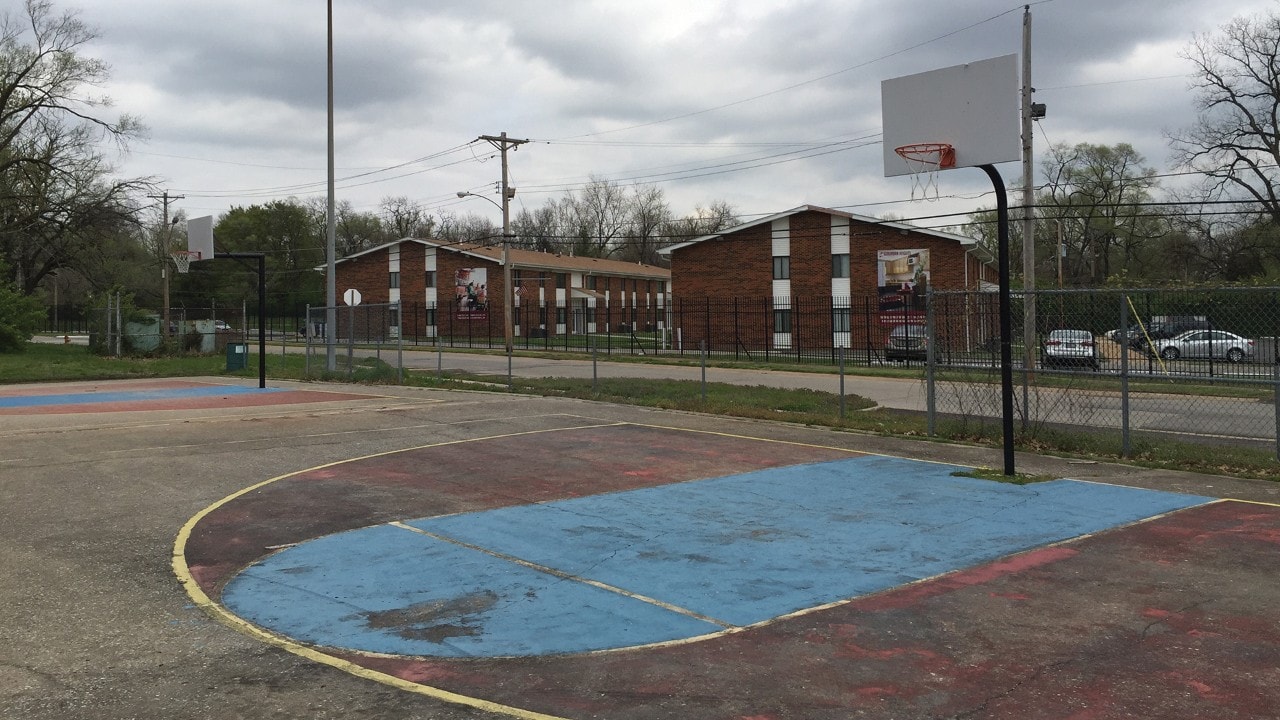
[981,163,1016,476]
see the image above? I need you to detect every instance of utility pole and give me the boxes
[148,190,184,339]
[478,132,529,354]
[1020,5,1036,375]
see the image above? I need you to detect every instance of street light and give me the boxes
[456,190,514,354]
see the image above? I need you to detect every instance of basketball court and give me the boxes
[1,377,1278,718]
[5,46,1279,720]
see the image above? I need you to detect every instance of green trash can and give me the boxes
[226,342,248,371]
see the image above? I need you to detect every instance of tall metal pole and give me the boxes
[325,0,337,371]
[1020,6,1036,374]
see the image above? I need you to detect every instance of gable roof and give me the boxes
[331,238,670,279]
[658,204,987,259]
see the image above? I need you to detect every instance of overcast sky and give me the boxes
[51,0,1277,231]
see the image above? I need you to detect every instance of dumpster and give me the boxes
[226,342,248,371]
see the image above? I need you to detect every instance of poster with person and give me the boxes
[454,268,489,321]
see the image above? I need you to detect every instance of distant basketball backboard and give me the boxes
[881,54,1021,177]
[187,215,214,260]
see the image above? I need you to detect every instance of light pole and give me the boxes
[457,190,514,354]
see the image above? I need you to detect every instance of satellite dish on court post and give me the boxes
[343,288,362,306]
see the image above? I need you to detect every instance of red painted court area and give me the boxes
[178,423,1280,720]
[0,379,373,414]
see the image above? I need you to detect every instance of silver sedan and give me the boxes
[1154,330,1254,362]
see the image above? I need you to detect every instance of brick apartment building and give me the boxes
[658,205,996,353]
[332,238,671,340]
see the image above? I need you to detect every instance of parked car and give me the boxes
[214,320,233,331]
[1042,329,1099,370]
[885,324,929,362]
[1153,330,1254,362]
[1124,318,1213,351]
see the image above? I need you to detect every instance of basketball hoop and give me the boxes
[894,143,955,201]
[171,250,199,274]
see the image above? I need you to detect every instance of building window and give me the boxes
[556,273,567,289]
[773,256,790,280]
[832,307,851,333]
[425,270,436,288]
[426,308,437,326]
[604,277,611,292]
[774,308,792,333]
[556,307,567,324]
[513,270,522,287]
[832,253,850,278]
[585,275,597,290]
[657,280,666,294]
[389,271,400,289]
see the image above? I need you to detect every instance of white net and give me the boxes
[895,144,954,202]
[171,251,195,274]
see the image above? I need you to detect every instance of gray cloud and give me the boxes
[55,0,1278,221]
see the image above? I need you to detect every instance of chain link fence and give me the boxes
[927,287,1280,455]
[302,302,404,382]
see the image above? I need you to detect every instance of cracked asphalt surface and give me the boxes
[2,377,1279,719]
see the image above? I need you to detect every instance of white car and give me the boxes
[1154,330,1254,362]
[1041,329,1099,370]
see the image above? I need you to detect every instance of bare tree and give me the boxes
[379,195,435,238]
[1168,11,1280,223]
[564,175,629,257]
[435,210,496,246]
[512,204,559,253]
[0,0,148,293]
[661,201,740,244]
[617,184,671,265]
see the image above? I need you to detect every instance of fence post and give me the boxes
[304,304,312,376]
[838,346,846,421]
[1273,292,1279,461]
[1120,294,1131,457]
[395,302,403,385]
[700,339,707,402]
[926,288,936,436]
[592,336,598,394]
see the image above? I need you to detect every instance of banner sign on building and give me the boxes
[877,249,929,325]
[455,268,489,321]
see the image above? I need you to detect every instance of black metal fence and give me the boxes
[284,296,945,365]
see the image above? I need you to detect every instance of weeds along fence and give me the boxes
[928,287,1280,456]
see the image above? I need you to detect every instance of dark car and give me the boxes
[885,324,930,362]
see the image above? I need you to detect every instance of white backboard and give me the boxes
[187,215,215,260]
[881,54,1021,177]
